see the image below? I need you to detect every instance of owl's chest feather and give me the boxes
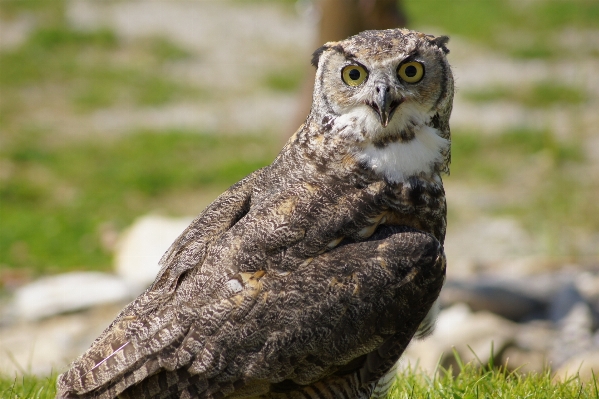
[356,124,449,184]
[382,180,447,244]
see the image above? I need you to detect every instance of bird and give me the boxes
[56,28,453,399]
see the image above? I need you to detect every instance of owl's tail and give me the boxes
[55,318,140,398]
[55,302,189,399]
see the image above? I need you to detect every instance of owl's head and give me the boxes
[308,29,453,182]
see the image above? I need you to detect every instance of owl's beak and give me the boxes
[367,84,403,127]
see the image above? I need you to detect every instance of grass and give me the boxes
[0,0,598,277]
[448,126,598,258]
[390,365,599,399]
[0,0,282,280]
[451,128,583,182]
[0,130,278,275]
[146,36,193,62]
[463,82,588,108]
[0,0,64,22]
[1,364,597,399]
[263,69,304,92]
[0,374,57,399]
[405,0,599,59]
[0,1,270,278]
[0,11,201,133]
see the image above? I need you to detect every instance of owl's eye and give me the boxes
[341,65,368,86]
[398,61,425,83]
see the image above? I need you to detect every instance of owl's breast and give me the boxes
[355,124,449,184]
[378,175,447,244]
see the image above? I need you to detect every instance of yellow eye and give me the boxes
[341,65,368,86]
[398,61,424,83]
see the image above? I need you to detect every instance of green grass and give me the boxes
[408,0,599,44]
[0,130,278,275]
[463,82,588,108]
[1,365,597,399]
[0,26,115,87]
[0,374,57,399]
[449,127,597,257]
[0,0,65,23]
[263,69,304,92]
[0,0,276,278]
[146,36,193,62]
[406,0,599,58]
[451,128,583,182]
[391,365,599,399]
[1,0,598,276]
[495,172,598,257]
[0,24,201,122]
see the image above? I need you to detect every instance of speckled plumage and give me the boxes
[57,28,453,399]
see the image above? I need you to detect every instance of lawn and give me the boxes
[1,0,597,278]
[0,129,277,274]
[1,364,597,399]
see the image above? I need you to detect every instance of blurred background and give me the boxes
[1,0,598,381]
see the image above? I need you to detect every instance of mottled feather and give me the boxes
[57,28,453,399]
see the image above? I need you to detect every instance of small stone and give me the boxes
[514,320,556,353]
[401,303,517,374]
[553,350,599,382]
[502,346,548,374]
[0,303,126,376]
[551,302,595,367]
[10,272,131,321]
[115,214,193,294]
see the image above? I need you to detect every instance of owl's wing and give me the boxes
[57,226,445,399]
[154,168,266,294]
[56,169,263,398]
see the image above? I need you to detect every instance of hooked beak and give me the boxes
[366,84,404,127]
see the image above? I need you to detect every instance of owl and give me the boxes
[57,28,453,399]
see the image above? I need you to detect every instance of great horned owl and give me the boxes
[57,28,453,399]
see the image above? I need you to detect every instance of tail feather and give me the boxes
[57,316,185,397]
[57,319,139,395]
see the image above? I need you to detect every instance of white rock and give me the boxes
[115,215,193,294]
[551,302,595,367]
[401,303,517,374]
[11,272,131,321]
[0,15,35,50]
[501,346,547,374]
[0,303,126,376]
[554,350,599,382]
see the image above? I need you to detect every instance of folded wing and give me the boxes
[57,225,445,399]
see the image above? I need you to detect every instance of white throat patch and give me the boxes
[357,125,449,183]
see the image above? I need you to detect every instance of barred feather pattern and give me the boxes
[58,226,445,399]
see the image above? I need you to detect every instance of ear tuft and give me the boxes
[311,45,329,68]
[432,36,450,54]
